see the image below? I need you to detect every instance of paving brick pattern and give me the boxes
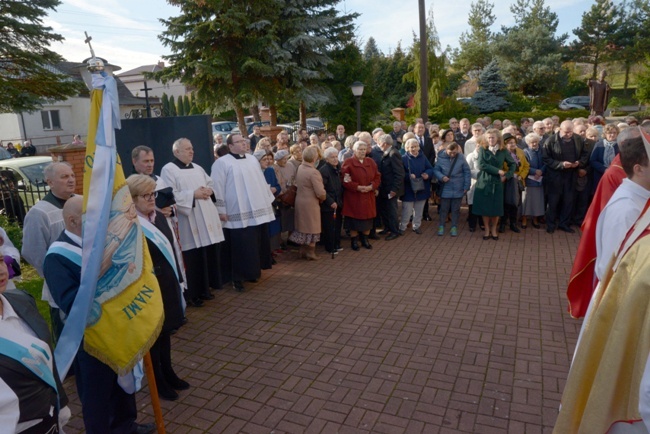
[63,213,581,433]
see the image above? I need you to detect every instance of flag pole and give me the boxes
[144,352,166,433]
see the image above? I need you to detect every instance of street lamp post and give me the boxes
[350,81,364,132]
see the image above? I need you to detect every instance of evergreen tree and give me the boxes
[0,0,82,112]
[188,92,201,115]
[471,60,510,113]
[183,95,191,115]
[635,54,650,104]
[492,0,568,94]
[454,0,495,75]
[169,96,177,116]
[363,37,382,61]
[161,93,170,117]
[612,0,650,93]
[571,0,620,78]
[176,95,185,116]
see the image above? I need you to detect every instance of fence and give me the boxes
[0,177,49,226]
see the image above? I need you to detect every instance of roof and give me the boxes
[117,64,163,77]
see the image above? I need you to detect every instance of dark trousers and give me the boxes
[573,183,592,226]
[182,243,221,300]
[468,204,479,229]
[150,330,179,393]
[502,204,519,226]
[378,194,399,234]
[321,210,343,252]
[74,347,137,434]
[546,172,576,229]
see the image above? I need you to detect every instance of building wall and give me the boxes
[0,114,23,145]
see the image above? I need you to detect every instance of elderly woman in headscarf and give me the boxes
[290,146,327,259]
[126,174,188,401]
[319,147,344,254]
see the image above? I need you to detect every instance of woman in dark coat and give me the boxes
[590,123,620,193]
[341,141,381,251]
[473,129,515,241]
[320,147,344,253]
[127,175,188,401]
[400,138,435,234]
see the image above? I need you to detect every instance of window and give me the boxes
[41,110,61,130]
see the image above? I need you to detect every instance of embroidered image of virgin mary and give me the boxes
[88,185,143,325]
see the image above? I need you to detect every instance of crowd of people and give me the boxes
[2,109,649,432]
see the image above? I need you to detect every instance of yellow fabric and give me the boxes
[554,235,650,433]
[81,88,163,375]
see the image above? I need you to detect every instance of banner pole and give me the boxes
[144,352,166,433]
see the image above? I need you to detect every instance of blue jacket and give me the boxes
[402,152,435,202]
[433,151,471,199]
[590,140,619,189]
[524,147,545,187]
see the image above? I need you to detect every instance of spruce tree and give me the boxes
[471,60,510,113]
[363,37,382,61]
[183,95,191,116]
[161,93,170,116]
[0,0,82,112]
[176,95,185,116]
[572,0,620,78]
[455,0,495,75]
[169,96,177,116]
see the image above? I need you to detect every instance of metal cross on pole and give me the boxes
[140,81,153,118]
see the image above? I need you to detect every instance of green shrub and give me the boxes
[0,214,22,251]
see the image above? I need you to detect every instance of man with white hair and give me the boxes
[22,161,76,339]
[463,123,484,155]
[160,138,224,306]
[389,121,405,150]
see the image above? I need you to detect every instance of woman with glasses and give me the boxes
[126,174,188,401]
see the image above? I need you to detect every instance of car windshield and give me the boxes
[0,148,12,160]
[19,162,50,186]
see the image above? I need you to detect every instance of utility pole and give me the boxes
[418,0,428,122]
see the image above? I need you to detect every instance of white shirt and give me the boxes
[595,178,650,280]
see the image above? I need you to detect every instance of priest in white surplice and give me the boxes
[161,138,224,307]
[211,133,276,292]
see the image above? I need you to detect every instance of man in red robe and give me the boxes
[566,153,625,318]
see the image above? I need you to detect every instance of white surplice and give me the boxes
[160,161,224,251]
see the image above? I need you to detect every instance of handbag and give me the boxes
[407,157,425,192]
[279,184,297,207]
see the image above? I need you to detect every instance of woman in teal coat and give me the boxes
[473,129,515,240]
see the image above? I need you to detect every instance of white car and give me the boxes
[559,96,590,110]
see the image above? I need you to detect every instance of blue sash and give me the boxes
[138,216,178,280]
[0,337,57,392]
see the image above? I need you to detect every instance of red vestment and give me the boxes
[566,154,625,318]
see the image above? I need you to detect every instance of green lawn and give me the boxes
[15,264,50,325]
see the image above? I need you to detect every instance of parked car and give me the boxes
[0,156,52,221]
[559,96,590,110]
[211,121,238,141]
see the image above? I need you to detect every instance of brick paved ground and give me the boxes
[63,209,582,433]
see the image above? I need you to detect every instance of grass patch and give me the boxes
[15,263,50,325]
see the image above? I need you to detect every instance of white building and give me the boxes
[0,60,160,153]
[117,61,187,101]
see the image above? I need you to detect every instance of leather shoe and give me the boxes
[385,233,399,241]
[233,281,244,292]
[510,224,521,233]
[546,227,555,234]
[469,227,476,232]
[188,298,204,307]
[559,226,575,234]
[167,376,190,391]
[351,237,360,251]
[135,423,156,434]
[413,228,422,235]
[199,293,214,300]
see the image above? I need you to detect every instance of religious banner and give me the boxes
[54,70,163,377]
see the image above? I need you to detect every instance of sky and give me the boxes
[44,0,594,73]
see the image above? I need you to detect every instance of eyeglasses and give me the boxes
[140,192,158,201]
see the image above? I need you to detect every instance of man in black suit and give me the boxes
[377,134,405,240]
[414,122,435,221]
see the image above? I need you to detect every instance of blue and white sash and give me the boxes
[0,330,56,393]
[138,216,178,280]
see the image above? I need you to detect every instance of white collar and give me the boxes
[65,230,82,246]
[0,293,18,321]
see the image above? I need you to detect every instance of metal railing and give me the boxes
[0,178,49,226]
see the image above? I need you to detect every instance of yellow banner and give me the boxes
[82,87,163,374]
